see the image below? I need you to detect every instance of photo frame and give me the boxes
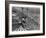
[5,1,45,37]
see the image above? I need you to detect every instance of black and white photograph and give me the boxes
[12,7,40,31]
[5,1,45,37]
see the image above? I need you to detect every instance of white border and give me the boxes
[9,4,43,35]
